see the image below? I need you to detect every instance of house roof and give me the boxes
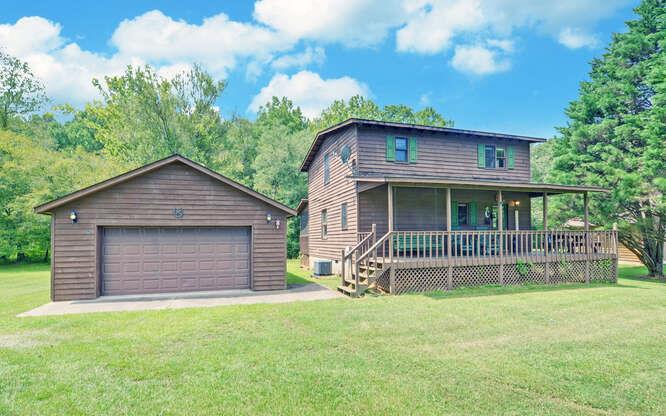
[354,175,607,196]
[300,118,547,172]
[296,199,308,214]
[35,154,297,216]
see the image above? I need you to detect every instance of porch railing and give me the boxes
[380,230,617,261]
[355,229,618,290]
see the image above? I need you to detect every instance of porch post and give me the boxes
[388,183,395,293]
[446,187,452,290]
[388,183,394,232]
[543,192,548,230]
[498,189,504,285]
[584,191,590,283]
[543,192,550,283]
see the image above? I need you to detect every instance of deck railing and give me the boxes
[379,230,617,261]
[352,229,618,293]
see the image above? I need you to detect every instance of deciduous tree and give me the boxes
[0,50,47,129]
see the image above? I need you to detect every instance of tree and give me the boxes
[0,50,47,129]
[256,97,307,134]
[313,95,452,131]
[88,64,226,166]
[0,130,123,262]
[549,0,666,277]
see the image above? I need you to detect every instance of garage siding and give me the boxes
[51,162,287,301]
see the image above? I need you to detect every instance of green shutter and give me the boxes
[386,136,395,161]
[409,137,418,163]
[451,201,459,228]
[507,145,515,169]
[477,144,485,168]
[468,202,478,226]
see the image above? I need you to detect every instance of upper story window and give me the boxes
[323,153,330,185]
[321,209,328,239]
[340,203,348,231]
[478,144,514,170]
[395,137,408,162]
[386,136,417,163]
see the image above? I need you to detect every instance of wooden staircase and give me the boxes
[337,259,385,297]
[338,225,392,297]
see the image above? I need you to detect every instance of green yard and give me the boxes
[1,261,665,415]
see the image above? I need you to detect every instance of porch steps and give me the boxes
[338,266,380,298]
[337,281,368,297]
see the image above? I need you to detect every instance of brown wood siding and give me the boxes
[51,162,286,301]
[358,185,389,236]
[307,126,359,262]
[358,187,532,233]
[356,126,531,182]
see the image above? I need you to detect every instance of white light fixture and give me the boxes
[266,213,272,223]
[69,209,78,223]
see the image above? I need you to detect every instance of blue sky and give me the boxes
[1,0,638,138]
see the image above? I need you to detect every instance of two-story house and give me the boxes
[298,118,618,297]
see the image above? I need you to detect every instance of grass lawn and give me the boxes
[1,261,666,415]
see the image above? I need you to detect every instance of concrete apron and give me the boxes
[18,283,341,317]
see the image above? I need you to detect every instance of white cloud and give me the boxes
[557,27,599,49]
[110,10,293,77]
[396,0,630,54]
[249,70,369,118]
[271,46,326,70]
[486,38,514,53]
[0,16,63,55]
[0,11,298,106]
[0,17,142,105]
[254,0,405,46]
[451,44,510,75]
[397,0,484,54]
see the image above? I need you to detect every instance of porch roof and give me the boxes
[354,175,608,196]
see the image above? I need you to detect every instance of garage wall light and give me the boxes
[69,209,78,223]
[266,213,272,223]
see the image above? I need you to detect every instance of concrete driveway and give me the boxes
[19,283,341,317]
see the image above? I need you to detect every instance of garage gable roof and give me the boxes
[35,154,297,216]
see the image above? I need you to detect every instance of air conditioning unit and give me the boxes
[313,260,332,276]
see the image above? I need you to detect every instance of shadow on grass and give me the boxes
[0,263,49,273]
[615,265,666,284]
[286,271,311,286]
[417,281,641,301]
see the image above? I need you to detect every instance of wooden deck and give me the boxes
[339,229,618,296]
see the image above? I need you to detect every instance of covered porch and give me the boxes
[340,177,618,296]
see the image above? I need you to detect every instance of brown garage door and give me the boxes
[101,227,251,295]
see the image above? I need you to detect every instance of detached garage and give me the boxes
[35,155,295,301]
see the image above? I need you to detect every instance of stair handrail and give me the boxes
[354,230,394,289]
[341,225,376,287]
[357,230,393,263]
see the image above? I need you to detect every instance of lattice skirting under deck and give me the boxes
[382,258,617,295]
